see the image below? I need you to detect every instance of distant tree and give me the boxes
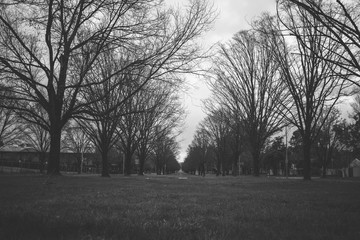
[314,108,343,177]
[63,122,92,174]
[190,127,211,176]
[77,50,130,177]
[117,87,144,176]
[333,95,360,157]
[21,107,51,173]
[0,105,22,148]
[164,152,181,173]
[263,136,285,176]
[135,82,184,176]
[201,106,230,176]
[152,129,179,175]
[224,110,245,176]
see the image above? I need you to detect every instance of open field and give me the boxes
[0,173,360,240]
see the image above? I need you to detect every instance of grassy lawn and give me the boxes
[0,173,360,240]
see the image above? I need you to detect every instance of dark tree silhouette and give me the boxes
[271,1,351,180]
[209,29,289,176]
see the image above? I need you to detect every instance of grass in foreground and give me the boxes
[0,173,360,240]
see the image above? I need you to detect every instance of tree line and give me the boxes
[183,0,360,180]
[0,0,216,176]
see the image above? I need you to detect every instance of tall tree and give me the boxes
[21,104,51,173]
[209,29,289,176]
[191,127,211,176]
[315,108,343,177]
[201,106,229,176]
[272,1,351,180]
[135,82,184,176]
[78,50,142,177]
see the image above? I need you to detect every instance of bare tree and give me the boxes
[0,106,22,148]
[190,126,211,176]
[272,1,351,180]
[77,49,141,177]
[62,122,92,174]
[224,109,245,176]
[19,104,52,173]
[0,88,22,148]
[209,29,289,176]
[315,107,343,177]
[201,105,229,176]
[0,0,215,175]
[135,82,184,176]
[117,87,145,176]
[285,0,360,84]
[152,129,179,175]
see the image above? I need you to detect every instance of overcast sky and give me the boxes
[166,0,277,162]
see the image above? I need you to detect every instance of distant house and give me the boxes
[0,145,100,172]
[0,145,38,163]
[350,159,360,177]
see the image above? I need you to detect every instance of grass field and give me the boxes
[0,173,360,240]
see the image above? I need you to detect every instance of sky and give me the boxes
[165,0,277,162]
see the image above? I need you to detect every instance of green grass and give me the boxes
[0,173,360,240]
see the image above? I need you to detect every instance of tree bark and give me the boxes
[253,149,260,177]
[303,139,312,180]
[216,153,221,176]
[124,152,132,176]
[101,149,110,177]
[47,128,62,175]
[39,152,46,174]
[138,154,145,176]
[77,153,81,174]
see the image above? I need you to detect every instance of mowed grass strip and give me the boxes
[0,174,359,240]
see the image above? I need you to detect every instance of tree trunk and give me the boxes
[253,149,260,177]
[39,152,46,174]
[47,128,62,175]
[322,165,327,178]
[138,154,145,176]
[303,140,312,180]
[101,150,110,177]
[216,155,221,176]
[124,152,132,176]
[77,152,81,174]
[232,158,238,176]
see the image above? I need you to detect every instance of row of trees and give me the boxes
[184,100,360,178]
[0,0,215,176]
[184,0,360,180]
